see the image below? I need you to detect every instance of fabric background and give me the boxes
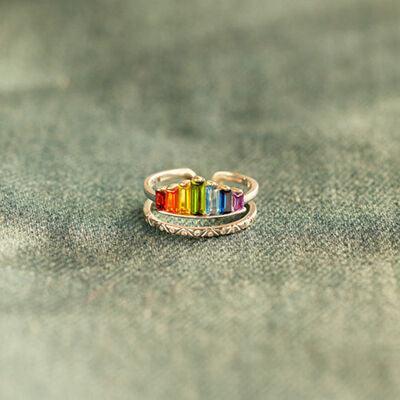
[1,0,400,399]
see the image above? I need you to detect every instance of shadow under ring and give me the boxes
[143,200,257,238]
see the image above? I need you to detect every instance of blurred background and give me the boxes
[0,0,399,399]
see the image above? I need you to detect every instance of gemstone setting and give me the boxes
[219,185,232,214]
[191,176,205,215]
[178,180,191,214]
[155,187,167,211]
[155,177,245,217]
[232,187,245,211]
[165,184,179,213]
[205,181,219,215]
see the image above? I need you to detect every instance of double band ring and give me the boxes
[143,168,258,237]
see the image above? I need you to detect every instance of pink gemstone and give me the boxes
[232,188,244,211]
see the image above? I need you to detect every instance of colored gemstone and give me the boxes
[205,181,219,215]
[178,180,191,214]
[191,176,205,215]
[155,187,167,211]
[200,183,207,215]
[211,187,220,214]
[232,187,245,211]
[165,184,179,213]
[219,185,232,214]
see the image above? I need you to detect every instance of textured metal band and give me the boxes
[143,199,257,237]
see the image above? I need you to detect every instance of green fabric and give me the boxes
[1,0,400,399]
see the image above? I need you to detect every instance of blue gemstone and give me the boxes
[205,186,213,215]
[205,182,219,215]
[218,192,224,213]
[219,186,232,214]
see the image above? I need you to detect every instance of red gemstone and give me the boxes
[155,188,166,211]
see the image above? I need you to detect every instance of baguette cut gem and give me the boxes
[166,184,179,213]
[178,180,191,214]
[205,181,219,215]
[232,187,245,211]
[155,187,167,211]
[199,183,207,215]
[156,176,244,216]
[219,185,232,214]
[211,187,220,214]
[191,176,205,215]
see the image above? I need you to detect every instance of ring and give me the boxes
[143,168,258,237]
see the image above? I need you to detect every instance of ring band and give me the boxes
[144,199,257,237]
[143,168,258,237]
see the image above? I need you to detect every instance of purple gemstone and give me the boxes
[232,188,244,211]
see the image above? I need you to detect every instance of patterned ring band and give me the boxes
[143,199,257,237]
[143,168,258,236]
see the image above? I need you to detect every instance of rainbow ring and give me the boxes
[143,168,258,237]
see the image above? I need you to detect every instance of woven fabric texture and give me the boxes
[0,1,399,399]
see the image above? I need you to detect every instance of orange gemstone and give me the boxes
[165,184,179,213]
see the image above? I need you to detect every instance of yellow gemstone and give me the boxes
[178,180,191,214]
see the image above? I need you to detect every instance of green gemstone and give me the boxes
[191,176,205,215]
[200,182,207,215]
